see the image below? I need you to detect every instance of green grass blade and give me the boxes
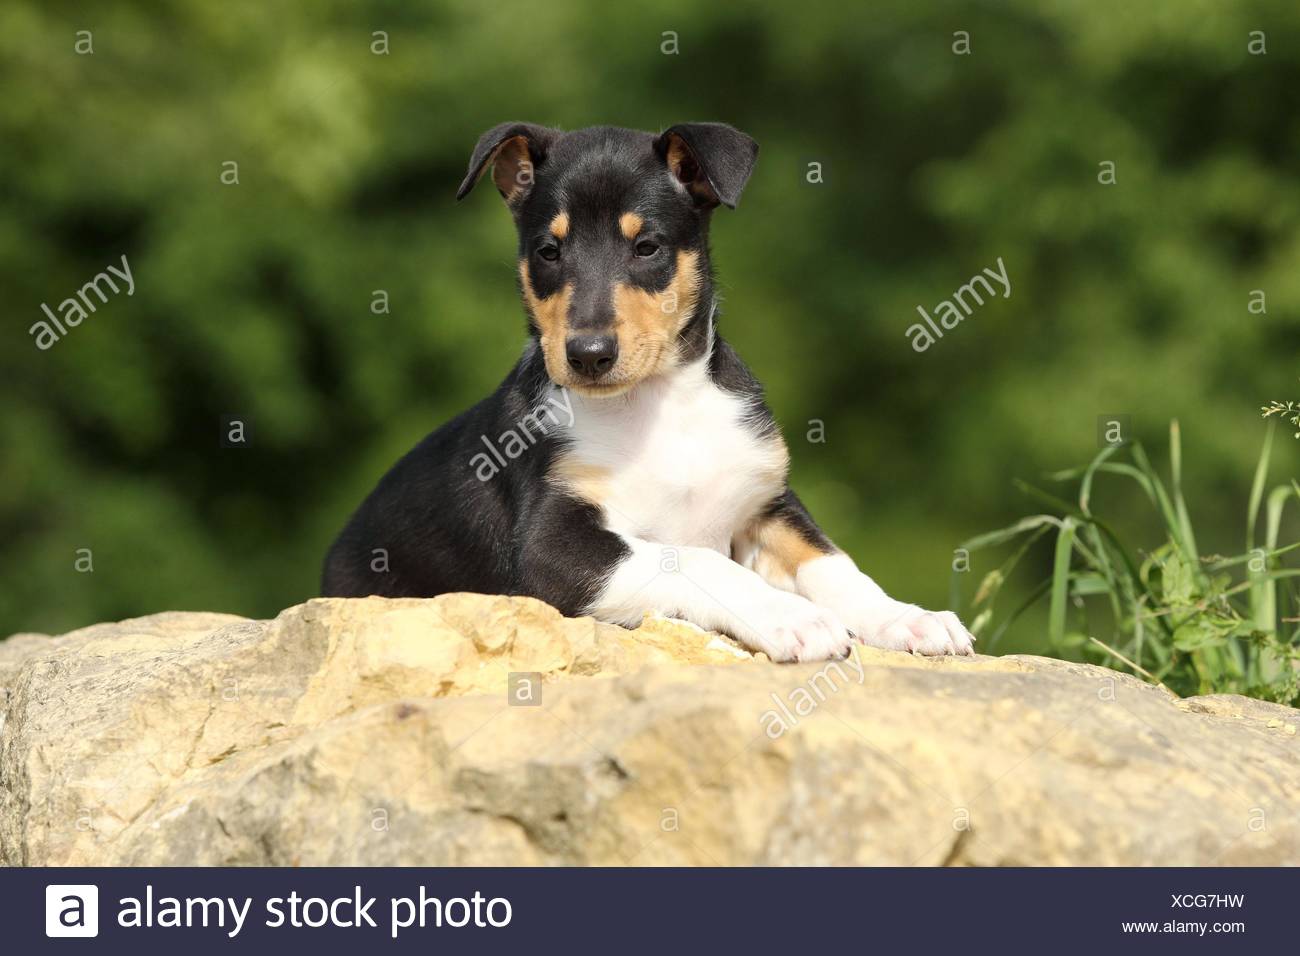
[987,577,1052,652]
[1013,479,1086,517]
[1264,484,1299,553]
[1084,523,1124,625]
[1256,482,1300,659]
[1168,420,1200,560]
[1247,421,1275,551]
[1206,541,1300,571]
[1093,463,1159,507]
[1237,568,1300,584]
[1011,479,1154,627]
[957,515,1061,552]
[1048,518,1078,646]
[1242,424,1273,662]
[1078,445,1118,515]
[1131,442,1193,562]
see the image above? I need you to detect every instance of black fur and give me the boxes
[322,122,825,614]
[322,340,618,613]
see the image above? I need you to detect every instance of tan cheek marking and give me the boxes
[549,212,570,239]
[610,249,702,374]
[519,260,573,380]
[549,457,610,506]
[619,212,643,240]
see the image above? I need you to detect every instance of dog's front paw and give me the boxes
[842,599,975,657]
[737,591,853,663]
[795,556,974,657]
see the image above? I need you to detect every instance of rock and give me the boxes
[2,594,1297,866]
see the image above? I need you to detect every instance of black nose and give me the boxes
[565,334,618,379]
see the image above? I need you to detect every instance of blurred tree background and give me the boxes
[2,0,1297,650]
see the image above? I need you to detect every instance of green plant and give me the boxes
[958,421,1300,706]
[1262,384,1300,438]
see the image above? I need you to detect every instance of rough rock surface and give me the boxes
[1,594,1297,866]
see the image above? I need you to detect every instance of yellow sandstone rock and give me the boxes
[1,594,1297,865]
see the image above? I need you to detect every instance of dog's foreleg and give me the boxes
[735,490,974,656]
[520,492,851,662]
[589,537,853,662]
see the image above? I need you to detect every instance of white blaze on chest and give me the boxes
[555,362,788,553]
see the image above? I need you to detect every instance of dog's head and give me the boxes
[457,123,758,396]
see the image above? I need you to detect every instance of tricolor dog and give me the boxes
[322,122,974,662]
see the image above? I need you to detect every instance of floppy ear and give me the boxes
[654,122,759,209]
[456,122,558,204]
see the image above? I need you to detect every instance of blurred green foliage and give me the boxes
[2,0,1297,644]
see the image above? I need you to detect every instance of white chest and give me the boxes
[555,367,788,553]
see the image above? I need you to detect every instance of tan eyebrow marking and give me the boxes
[549,212,570,239]
[619,212,644,240]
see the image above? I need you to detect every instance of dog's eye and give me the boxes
[634,240,660,258]
[537,244,560,262]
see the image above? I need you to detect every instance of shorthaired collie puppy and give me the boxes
[322,122,974,662]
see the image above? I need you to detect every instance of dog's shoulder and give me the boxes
[707,332,779,440]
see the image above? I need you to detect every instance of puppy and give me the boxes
[322,122,974,662]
